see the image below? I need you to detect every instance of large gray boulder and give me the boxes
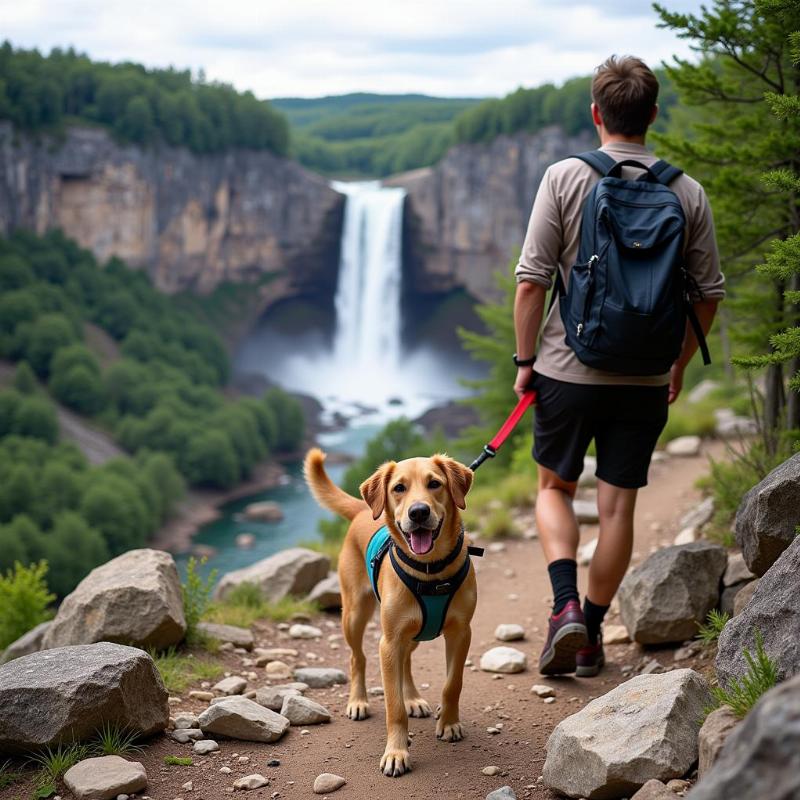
[0,643,168,754]
[43,549,186,650]
[214,547,330,602]
[618,542,727,644]
[687,674,800,800]
[0,621,51,663]
[734,452,800,576]
[197,696,289,742]
[715,537,800,687]
[543,669,710,799]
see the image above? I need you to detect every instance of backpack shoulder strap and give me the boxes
[572,149,616,176]
[649,159,684,186]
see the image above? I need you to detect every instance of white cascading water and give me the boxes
[331,180,405,374]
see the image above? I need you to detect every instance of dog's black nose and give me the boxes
[408,503,431,523]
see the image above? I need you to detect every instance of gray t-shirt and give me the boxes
[515,141,725,386]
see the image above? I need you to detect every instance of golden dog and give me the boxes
[304,447,476,777]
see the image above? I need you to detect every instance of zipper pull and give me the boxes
[577,323,584,337]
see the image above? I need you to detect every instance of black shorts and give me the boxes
[532,373,669,489]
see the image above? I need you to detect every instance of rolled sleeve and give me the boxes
[685,187,725,302]
[515,166,562,289]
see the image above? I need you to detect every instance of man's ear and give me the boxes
[432,455,473,510]
[360,461,396,520]
[591,102,603,128]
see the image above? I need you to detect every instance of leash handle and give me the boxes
[468,445,496,472]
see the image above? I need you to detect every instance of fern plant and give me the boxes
[696,609,730,644]
[709,630,779,718]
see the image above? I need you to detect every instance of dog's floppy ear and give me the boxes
[360,461,396,520]
[433,455,473,510]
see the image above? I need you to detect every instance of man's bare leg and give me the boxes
[536,465,579,563]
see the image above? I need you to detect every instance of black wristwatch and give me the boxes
[513,353,536,367]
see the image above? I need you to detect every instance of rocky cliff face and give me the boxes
[0,123,344,308]
[388,127,595,302]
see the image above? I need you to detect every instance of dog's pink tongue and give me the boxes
[410,529,434,555]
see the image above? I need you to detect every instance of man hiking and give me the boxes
[513,55,725,676]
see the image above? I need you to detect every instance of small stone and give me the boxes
[188,691,214,701]
[220,766,232,774]
[486,788,517,800]
[487,726,501,734]
[280,694,332,725]
[265,661,292,680]
[170,729,203,743]
[255,686,301,711]
[368,686,384,696]
[578,537,598,566]
[482,766,501,776]
[723,553,755,587]
[480,647,527,674]
[674,526,697,546]
[666,779,690,792]
[494,624,525,642]
[313,773,346,794]
[268,759,280,767]
[666,435,702,457]
[487,542,506,553]
[288,624,322,639]
[233,774,269,791]
[168,697,182,706]
[63,756,147,800]
[193,739,219,754]
[531,684,555,698]
[293,667,348,688]
[543,696,556,704]
[238,755,250,764]
[182,782,193,792]
[630,780,674,799]
[173,713,199,730]
[603,625,631,645]
[213,676,247,696]
[698,705,739,776]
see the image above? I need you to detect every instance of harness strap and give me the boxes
[389,545,473,641]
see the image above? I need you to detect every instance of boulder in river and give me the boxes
[243,501,284,522]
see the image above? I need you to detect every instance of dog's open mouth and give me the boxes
[404,518,443,556]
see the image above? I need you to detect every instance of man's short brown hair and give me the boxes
[592,55,659,137]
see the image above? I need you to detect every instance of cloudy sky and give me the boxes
[2,0,705,99]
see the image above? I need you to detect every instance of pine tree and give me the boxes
[654,0,800,449]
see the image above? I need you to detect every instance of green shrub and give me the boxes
[182,556,217,645]
[709,630,779,718]
[13,361,38,394]
[204,583,319,628]
[148,646,224,694]
[11,394,58,443]
[50,363,107,415]
[0,560,55,649]
[164,755,193,766]
[20,313,79,378]
[480,506,520,539]
[697,609,730,644]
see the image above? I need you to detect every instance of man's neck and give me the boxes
[599,132,647,147]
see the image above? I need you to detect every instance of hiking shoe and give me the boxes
[538,599,589,675]
[576,633,605,677]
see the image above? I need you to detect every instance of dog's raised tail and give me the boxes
[303,447,365,521]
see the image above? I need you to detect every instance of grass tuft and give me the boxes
[0,759,19,789]
[147,646,225,695]
[92,722,144,756]
[29,743,89,788]
[164,755,193,766]
[203,583,319,628]
[707,629,779,719]
[696,609,730,644]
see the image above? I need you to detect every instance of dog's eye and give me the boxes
[392,483,406,493]
[428,479,442,489]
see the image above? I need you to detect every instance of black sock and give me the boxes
[548,559,579,614]
[583,598,610,644]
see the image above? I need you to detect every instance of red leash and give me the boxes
[469,390,537,471]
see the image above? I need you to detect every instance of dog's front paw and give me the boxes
[380,747,411,777]
[436,719,465,742]
[346,700,370,720]
[405,697,432,718]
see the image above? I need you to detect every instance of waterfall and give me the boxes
[331,180,406,374]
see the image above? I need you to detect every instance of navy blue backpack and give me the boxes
[554,150,711,375]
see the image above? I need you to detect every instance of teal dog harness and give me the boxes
[366,525,483,642]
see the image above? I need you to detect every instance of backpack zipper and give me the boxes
[577,253,599,338]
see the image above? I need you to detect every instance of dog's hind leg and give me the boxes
[436,623,471,742]
[403,642,432,718]
[342,584,375,721]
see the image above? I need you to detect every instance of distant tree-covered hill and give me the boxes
[0,42,289,155]
[271,93,481,177]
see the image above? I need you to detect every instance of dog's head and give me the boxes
[359,455,473,558]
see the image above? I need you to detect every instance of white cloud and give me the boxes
[0,0,705,98]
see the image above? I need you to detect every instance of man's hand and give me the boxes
[514,366,535,399]
[668,363,684,405]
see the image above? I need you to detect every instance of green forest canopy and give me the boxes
[0,229,305,598]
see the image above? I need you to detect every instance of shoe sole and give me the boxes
[538,622,589,675]
[575,652,605,678]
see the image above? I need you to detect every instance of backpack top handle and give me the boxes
[573,150,684,186]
